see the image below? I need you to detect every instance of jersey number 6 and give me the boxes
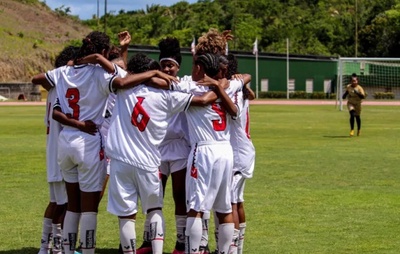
[131,97,150,132]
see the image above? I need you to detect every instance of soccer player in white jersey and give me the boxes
[170,53,242,254]
[31,31,175,254]
[150,37,190,254]
[35,46,78,254]
[223,53,255,254]
[104,53,233,254]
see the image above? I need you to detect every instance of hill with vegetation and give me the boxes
[3,0,400,82]
[0,0,91,82]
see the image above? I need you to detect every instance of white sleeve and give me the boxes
[167,90,194,114]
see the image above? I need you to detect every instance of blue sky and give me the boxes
[41,0,197,20]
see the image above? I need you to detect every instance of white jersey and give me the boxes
[171,79,242,144]
[44,88,63,182]
[105,84,193,170]
[46,63,122,129]
[230,89,255,178]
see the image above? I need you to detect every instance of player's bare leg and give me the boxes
[230,203,240,254]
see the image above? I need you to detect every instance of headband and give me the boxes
[160,58,180,67]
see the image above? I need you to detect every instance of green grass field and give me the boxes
[1,104,400,254]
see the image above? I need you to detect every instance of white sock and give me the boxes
[148,210,164,254]
[119,218,136,253]
[143,216,150,243]
[185,217,202,254]
[175,215,186,244]
[52,223,63,254]
[229,229,239,254]
[217,223,234,254]
[62,211,80,254]
[80,212,97,254]
[238,223,246,254]
[38,217,53,254]
[200,211,210,248]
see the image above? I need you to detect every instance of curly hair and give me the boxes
[127,53,160,74]
[158,37,182,66]
[74,31,110,62]
[195,28,229,55]
[194,53,220,78]
[55,46,79,68]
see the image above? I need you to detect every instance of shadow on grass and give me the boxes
[0,248,171,254]
[0,247,119,254]
[323,135,350,138]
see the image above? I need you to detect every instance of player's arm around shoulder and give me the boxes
[32,72,53,91]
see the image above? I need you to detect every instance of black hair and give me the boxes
[352,73,357,77]
[127,53,160,74]
[108,45,121,61]
[226,53,238,78]
[55,46,79,68]
[74,31,110,62]
[194,53,220,78]
[158,37,182,65]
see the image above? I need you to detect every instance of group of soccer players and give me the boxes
[32,28,256,254]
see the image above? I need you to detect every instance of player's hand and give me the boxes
[155,70,178,85]
[75,54,100,65]
[231,74,243,80]
[118,31,131,47]
[78,120,98,135]
[197,74,219,87]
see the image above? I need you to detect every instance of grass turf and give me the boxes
[0,104,399,253]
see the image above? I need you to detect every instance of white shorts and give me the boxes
[107,159,163,216]
[159,159,187,176]
[58,130,107,192]
[230,172,245,204]
[186,141,233,214]
[159,138,190,162]
[49,181,68,205]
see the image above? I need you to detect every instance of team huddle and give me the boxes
[32,28,256,254]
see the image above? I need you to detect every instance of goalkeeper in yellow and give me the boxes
[342,73,366,136]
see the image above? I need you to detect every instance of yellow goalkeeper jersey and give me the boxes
[345,84,365,104]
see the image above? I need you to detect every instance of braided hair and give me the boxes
[74,31,110,63]
[194,53,220,78]
[158,37,182,66]
[55,46,79,68]
[127,53,160,74]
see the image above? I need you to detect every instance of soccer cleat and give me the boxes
[172,249,185,254]
[357,130,361,136]
[136,241,152,254]
[350,130,354,136]
[172,241,185,254]
[199,245,210,254]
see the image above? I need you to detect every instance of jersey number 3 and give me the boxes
[131,97,150,132]
[66,88,80,120]
[211,103,227,131]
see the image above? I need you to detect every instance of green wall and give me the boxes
[128,46,338,93]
